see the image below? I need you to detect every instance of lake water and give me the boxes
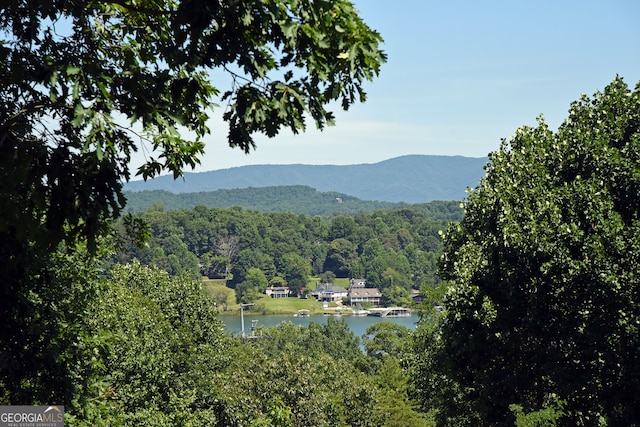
[221,313,421,338]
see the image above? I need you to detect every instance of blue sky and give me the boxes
[169,0,640,172]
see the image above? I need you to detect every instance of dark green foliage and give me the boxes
[324,238,358,277]
[280,252,311,294]
[363,322,413,365]
[261,317,364,364]
[86,264,425,426]
[229,248,277,288]
[235,267,269,303]
[211,344,378,427]
[1,0,384,410]
[381,284,413,307]
[417,77,640,425]
[320,270,337,284]
[247,318,427,426]
[1,0,385,252]
[410,201,465,222]
[373,356,431,427]
[0,244,103,412]
[85,262,229,425]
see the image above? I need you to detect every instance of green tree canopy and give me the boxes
[90,261,229,424]
[417,77,640,425]
[0,0,385,253]
[363,322,412,364]
[323,237,357,277]
[320,270,336,284]
[235,266,269,303]
[281,252,311,294]
[0,0,385,411]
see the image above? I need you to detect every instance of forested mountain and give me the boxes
[123,186,403,215]
[123,186,464,219]
[124,155,488,203]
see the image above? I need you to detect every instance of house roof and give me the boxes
[312,284,348,294]
[348,288,382,298]
[349,278,366,286]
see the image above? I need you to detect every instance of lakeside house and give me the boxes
[267,277,388,308]
[346,278,382,307]
[411,289,423,304]
[347,287,382,307]
[311,283,348,302]
[265,286,291,298]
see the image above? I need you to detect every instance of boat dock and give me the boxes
[367,307,412,317]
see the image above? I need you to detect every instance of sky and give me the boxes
[137,0,640,173]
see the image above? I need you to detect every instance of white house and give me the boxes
[347,287,382,307]
[265,286,291,298]
[311,283,348,302]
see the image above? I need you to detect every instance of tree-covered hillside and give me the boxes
[113,202,460,306]
[123,155,488,203]
[123,185,404,215]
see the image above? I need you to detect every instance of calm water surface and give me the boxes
[221,314,421,338]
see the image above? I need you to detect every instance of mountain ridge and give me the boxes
[122,186,407,215]
[124,154,488,203]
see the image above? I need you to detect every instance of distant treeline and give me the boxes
[123,185,464,217]
[123,185,398,215]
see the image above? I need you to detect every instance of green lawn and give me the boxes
[307,277,350,290]
[334,277,350,288]
[306,277,320,290]
[255,295,325,315]
[203,277,352,315]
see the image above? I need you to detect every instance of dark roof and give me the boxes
[312,284,348,294]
